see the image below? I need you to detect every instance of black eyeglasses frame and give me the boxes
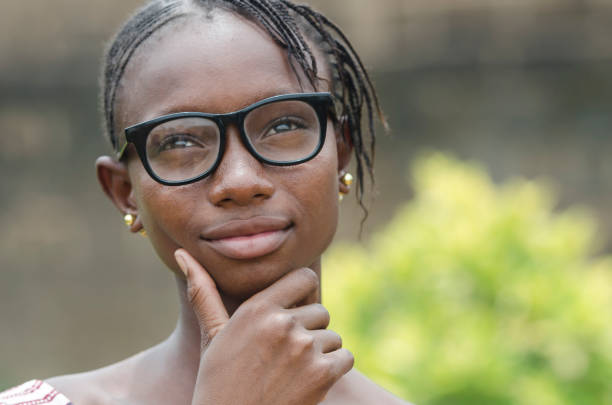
[116,92,334,186]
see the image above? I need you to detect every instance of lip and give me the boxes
[201,216,293,260]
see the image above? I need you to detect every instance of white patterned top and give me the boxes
[0,380,72,405]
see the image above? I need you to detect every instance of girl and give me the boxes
[1,1,408,404]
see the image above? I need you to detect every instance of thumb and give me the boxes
[175,249,229,345]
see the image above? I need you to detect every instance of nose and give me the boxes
[207,126,275,207]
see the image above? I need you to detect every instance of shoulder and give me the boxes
[0,379,73,405]
[45,373,105,405]
[326,369,413,405]
[42,344,162,405]
[43,353,144,405]
[44,365,136,405]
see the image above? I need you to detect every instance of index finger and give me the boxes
[249,267,319,309]
[175,249,230,340]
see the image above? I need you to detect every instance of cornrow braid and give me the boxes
[284,3,387,217]
[218,0,319,89]
[103,0,187,150]
[102,0,386,221]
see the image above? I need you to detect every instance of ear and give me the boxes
[335,117,353,194]
[96,156,142,233]
[335,117,353,171]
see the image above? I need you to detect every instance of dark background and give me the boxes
[1,0,611,387]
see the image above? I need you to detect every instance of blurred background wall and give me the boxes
[1,0,611,388]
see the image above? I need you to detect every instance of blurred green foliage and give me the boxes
[323,153,612,405]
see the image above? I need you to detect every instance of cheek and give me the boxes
[287,131,340,257]
[128,164,198,271]
[300,172,339,255]
[297,159,338,222]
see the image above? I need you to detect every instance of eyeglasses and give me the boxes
[115,92,334,186]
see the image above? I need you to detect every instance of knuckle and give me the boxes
[298,267,319,289]
[294,333,315,353]
[263,312,295,340]
[315,358,336,381]
[187,284,203,307]
[315,304,331,326]
[243,299,268,318]
[331,331,343,347]
[288,333,315,360]
[317,349,354,380]
[342,348,355,369]
[275,312,297,330]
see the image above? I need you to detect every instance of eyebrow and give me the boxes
[151,87,308,118]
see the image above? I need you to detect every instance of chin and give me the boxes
[209,255,319,301]
[195,224,333,299]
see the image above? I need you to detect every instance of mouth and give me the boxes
[201,216,293,260]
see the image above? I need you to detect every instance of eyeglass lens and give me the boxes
[144,99,321,182]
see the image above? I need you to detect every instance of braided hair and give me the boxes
[102,0,386,217]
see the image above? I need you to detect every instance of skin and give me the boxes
[46,10,408,405]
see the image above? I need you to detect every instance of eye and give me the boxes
[266,117,307,136]
[158,134,202,151]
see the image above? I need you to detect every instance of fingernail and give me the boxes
[174,251,188,278]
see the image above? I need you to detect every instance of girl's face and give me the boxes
[109,12,348,299]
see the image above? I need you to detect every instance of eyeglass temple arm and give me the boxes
[115,131,129,160]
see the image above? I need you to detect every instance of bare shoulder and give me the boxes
[326,369,413,405]
[45,373,102,405]
[45,369,116,405]
[45,359,134,405]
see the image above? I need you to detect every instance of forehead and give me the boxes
[115,11,325,131]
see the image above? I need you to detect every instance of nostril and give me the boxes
[214,192,270,207]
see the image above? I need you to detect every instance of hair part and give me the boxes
[101,0,386,222]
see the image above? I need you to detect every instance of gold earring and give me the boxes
[124,214,135,227]
[338,172,353,202]
[139,229,147,237]
[341,172,354,187]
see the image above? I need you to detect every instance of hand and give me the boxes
[174,249,354,405]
